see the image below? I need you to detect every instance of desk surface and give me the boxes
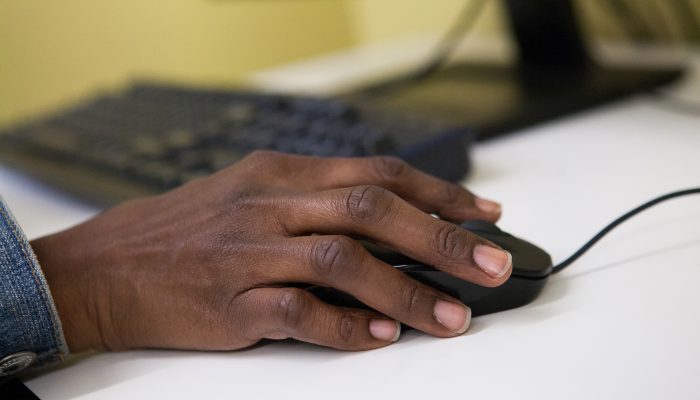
[2,42,700,399]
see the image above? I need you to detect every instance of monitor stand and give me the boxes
[342,0,684,140]
[344,62,682,140]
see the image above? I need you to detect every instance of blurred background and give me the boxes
[2,0,699,127]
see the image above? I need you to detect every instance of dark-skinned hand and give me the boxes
[31,151,512,353]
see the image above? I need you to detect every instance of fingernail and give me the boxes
[369,319,401,342]
[433,300,471,334]
[474,198,502,215]
[473,245,512,278]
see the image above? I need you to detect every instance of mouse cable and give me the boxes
[551,187,700,274]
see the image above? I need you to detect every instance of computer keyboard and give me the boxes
[0,82,471,205]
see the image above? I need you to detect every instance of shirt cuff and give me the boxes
[0,197,69,378]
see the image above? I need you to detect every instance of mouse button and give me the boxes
[464,229,552,278]
[460,220,504,235]
[508,243,553,278]
[469,230,515,250]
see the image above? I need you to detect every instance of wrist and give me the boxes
[31,232,109,352]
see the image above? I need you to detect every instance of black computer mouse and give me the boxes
[307,220,552,317]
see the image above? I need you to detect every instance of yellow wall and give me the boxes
[0,0,355,125]
[2,0,696,126]
[349,0,505,43]
[1,0,510,126]
[348,0,700,45]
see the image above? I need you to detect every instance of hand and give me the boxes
[31,151,511,352]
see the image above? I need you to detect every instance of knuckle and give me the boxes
[337,312,356,343]
[220,294,259,343]
[276,289,311,331]
[219,187,273,226]
[442,183,464,204]
[310,236,359,281]
[244,150,280,165]
[242,151,315,182]
[433,222,471,259]
[241,151,292,176]
[344,185,395,223]
[222,185,264,207]
[400,282,422,314]
[370,156,408,181]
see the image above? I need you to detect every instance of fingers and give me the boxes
[311,155,501,223]
[282,186,513,287]
[238,151,500,223]
[234,287,401,350]
[265,236,472,338]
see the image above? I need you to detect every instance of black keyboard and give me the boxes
[0,83,471,205]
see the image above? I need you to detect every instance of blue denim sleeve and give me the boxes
[0,197,68,378]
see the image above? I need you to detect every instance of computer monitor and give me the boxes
[344,0,684,140]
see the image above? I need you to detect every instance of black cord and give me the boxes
[408,0,487,81]
[364,0,487,93]
[552,188,700,274]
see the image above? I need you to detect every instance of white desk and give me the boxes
[2,41,700,399]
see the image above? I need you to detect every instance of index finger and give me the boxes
[239,152,501,223]
[281,185,512,287]
[309,156,502,223]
